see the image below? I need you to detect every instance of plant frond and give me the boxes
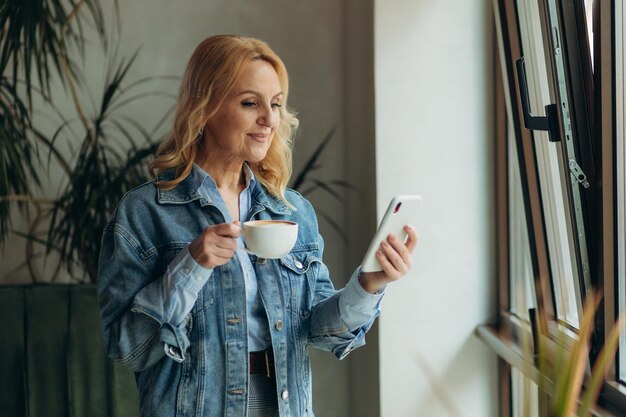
[290,127,335,190]
[316,211,348,243]
[0,0,110,101]
[578,313,626,416]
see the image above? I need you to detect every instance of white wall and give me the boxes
[373,1,498,416]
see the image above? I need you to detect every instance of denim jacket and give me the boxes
[97,169,377,417]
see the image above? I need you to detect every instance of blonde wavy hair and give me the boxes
[150,35,299,203]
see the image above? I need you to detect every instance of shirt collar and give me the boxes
[191,163,257,200]
[156,164,289,214]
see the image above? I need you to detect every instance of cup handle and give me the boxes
[243,247,268,263]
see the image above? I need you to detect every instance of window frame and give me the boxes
[479,0,625,415]
[616,0,626,387]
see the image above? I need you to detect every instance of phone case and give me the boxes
[361,195,422,273]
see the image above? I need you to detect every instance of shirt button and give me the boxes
[182,267,190,275]
[294,260,303,269]
[281,389,289,400]
[275,320,283,331]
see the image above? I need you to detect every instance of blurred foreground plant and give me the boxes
[536,294,626,417]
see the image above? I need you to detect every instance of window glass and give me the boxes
[509,123,536,319]
[516,0,580,328]
[583,0,593,67]
[616,0,626,383]
[511,367,540,417]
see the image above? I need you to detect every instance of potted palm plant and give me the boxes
[0,2,166,416]
[1,0,168,283]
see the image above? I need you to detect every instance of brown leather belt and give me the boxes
[249,348,274,378]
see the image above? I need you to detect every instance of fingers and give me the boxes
[210,222,241,238]
[376,227,419,280]
[202,226,239,251]
[375,248,402,280]
[208,242,237,258]
[191,222,242,268]
[191,242,236,269]
[404,225,419,252]
[380,239,410,275]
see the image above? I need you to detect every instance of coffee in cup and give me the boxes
[242,220,298,259]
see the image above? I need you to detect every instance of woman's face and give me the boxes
[202,59,283,165]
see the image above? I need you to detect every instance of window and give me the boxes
[511,368,540,417]
[509,117,536,321]
[479,0,626,415]
[516,0,582,329]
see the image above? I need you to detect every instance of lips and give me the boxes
[248,133,270,142]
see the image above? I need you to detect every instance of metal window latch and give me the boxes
[515,57,560,142]
[569,159,590,188]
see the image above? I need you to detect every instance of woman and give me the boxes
[97,34,417,417]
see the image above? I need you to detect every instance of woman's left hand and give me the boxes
[359,225,418,294]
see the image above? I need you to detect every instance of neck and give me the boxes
[196,157,246,192]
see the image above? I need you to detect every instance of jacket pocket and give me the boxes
[279,246,321,317]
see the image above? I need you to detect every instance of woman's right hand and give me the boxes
[188,221,241,269]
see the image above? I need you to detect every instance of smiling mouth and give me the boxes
[248,133,270,142]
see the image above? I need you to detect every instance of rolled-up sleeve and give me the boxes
[98,225,208,371]
[338,268,385,332]
[306,246,380,359]
[157,246,213,327]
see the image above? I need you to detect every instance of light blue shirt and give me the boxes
[161,163,384,351]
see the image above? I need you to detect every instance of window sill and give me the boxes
[476,323,623,417]
[475,323,555,395]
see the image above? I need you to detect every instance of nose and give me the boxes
[257,104,280,128]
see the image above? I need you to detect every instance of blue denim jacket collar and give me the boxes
[155,168,291,215]
[191,162,257,204]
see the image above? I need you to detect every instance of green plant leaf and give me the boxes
[290,127,335,191]
[553,295,599,416]
[0,0,110,102]
[0,82,40,243]
[0,0,117,248]
[578,313,626,416]
[316,211,348,243]
[46,52,173,282]
[289,127,356,242]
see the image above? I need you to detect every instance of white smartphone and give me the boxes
[361,195,422,273]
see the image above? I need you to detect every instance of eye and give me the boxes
[271,103,282,109]
[241,101,257,108]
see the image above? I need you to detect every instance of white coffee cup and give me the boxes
[242,220,298,259]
